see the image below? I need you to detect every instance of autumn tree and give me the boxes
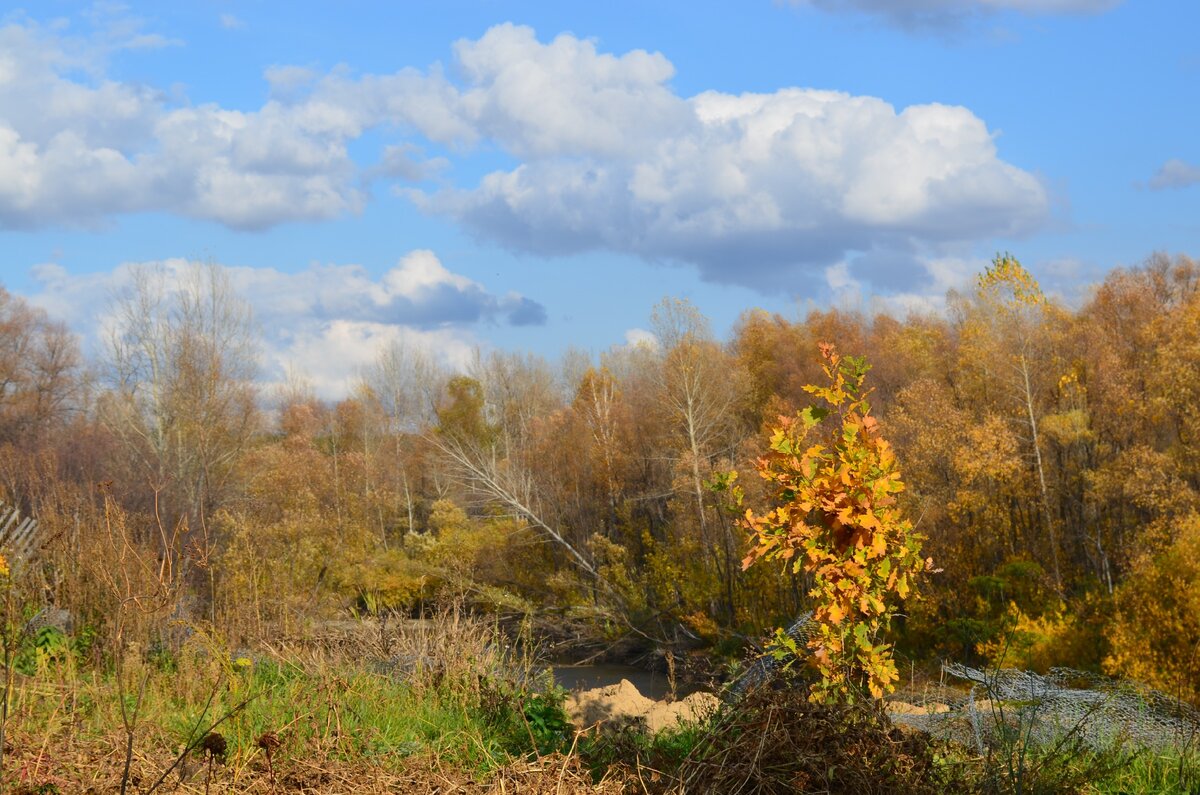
[730,309,814,429]
[101,263,259,616]
[1146,260,1200,486]
[652,299,735,531]
[742,343,928,702]
[956,254,1067,589]
[570,366,629,532]
[430,373,609,588]
[651,298,745,621]
[361,341,447,539]
[1105,513,1200,702]
[0,285,80,447]
[1071,255,1200,583]
[887,379,990,576]
[472,350,560,454]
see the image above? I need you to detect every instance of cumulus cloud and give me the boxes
[409,25,1048,291]
[0,18,363,230]
[788,0,1122,29]
[1147,158,1200,190]
[448,27,692,159]
[218,250,546,329]
[25,253,543,398]
[2,19,1049,292]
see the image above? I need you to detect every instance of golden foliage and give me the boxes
[741,343,930,701]
[978,598,1105,673]
[1105,513,1200,702]
[977,253,1048,308]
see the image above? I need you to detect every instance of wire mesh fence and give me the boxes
[727,613,1200,755]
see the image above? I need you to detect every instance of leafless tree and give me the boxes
[101,263,259,615]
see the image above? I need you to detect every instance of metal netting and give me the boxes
[891,663,1200,754]
[727,613,1200,754]
[725,612,820,698]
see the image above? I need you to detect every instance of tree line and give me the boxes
[2,252,1198,700]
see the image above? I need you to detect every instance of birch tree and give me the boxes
[959,255,1065,589]
[651,297,744,619]
[103,262,258,536]
[362,341,447,537]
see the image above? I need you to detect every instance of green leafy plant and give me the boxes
[521,687,572,756]
[476,674,574,759]
[15,625,73,675]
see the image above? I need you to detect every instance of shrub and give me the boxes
[741,343,931,701]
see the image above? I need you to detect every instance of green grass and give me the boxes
[1081,748,1200,794]
[5,650,570,781]
[923,736,1200,795]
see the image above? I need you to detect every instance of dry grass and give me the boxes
[0,602,635,793]
[2,735,631,794]
[265,604,546,696]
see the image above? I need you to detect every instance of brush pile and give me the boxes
[666,685,963,795]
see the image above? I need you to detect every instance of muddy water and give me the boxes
[549,663,702,699]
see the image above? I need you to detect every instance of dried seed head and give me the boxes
[197,732,228,762]
[256,731,281,752]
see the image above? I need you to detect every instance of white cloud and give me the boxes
[24,254,543,399]
[411,26,1048,291]
[449,25,691,159]
[223,249,547,328]
[371,143,448,182]
[0,18,363,230]
[268,320,473,399]
[1,19,1049,293]
[264,65,318,99]
[1147,158,1200,190]
[822,253,980,315]
[622,328,659,349]
[219,13,246,31]
[788,0,1122,29]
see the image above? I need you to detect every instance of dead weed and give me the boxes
[666,686,964,795]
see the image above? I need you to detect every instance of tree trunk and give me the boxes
[1020,354,1062,590]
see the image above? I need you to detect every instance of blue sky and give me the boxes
[1,1,1197,396]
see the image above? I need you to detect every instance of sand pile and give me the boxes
[565,679,719,733]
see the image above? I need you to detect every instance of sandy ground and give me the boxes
[563,678,958,736]
[564,679,721,734]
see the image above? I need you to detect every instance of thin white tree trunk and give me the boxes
[1020,354,1062,590]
